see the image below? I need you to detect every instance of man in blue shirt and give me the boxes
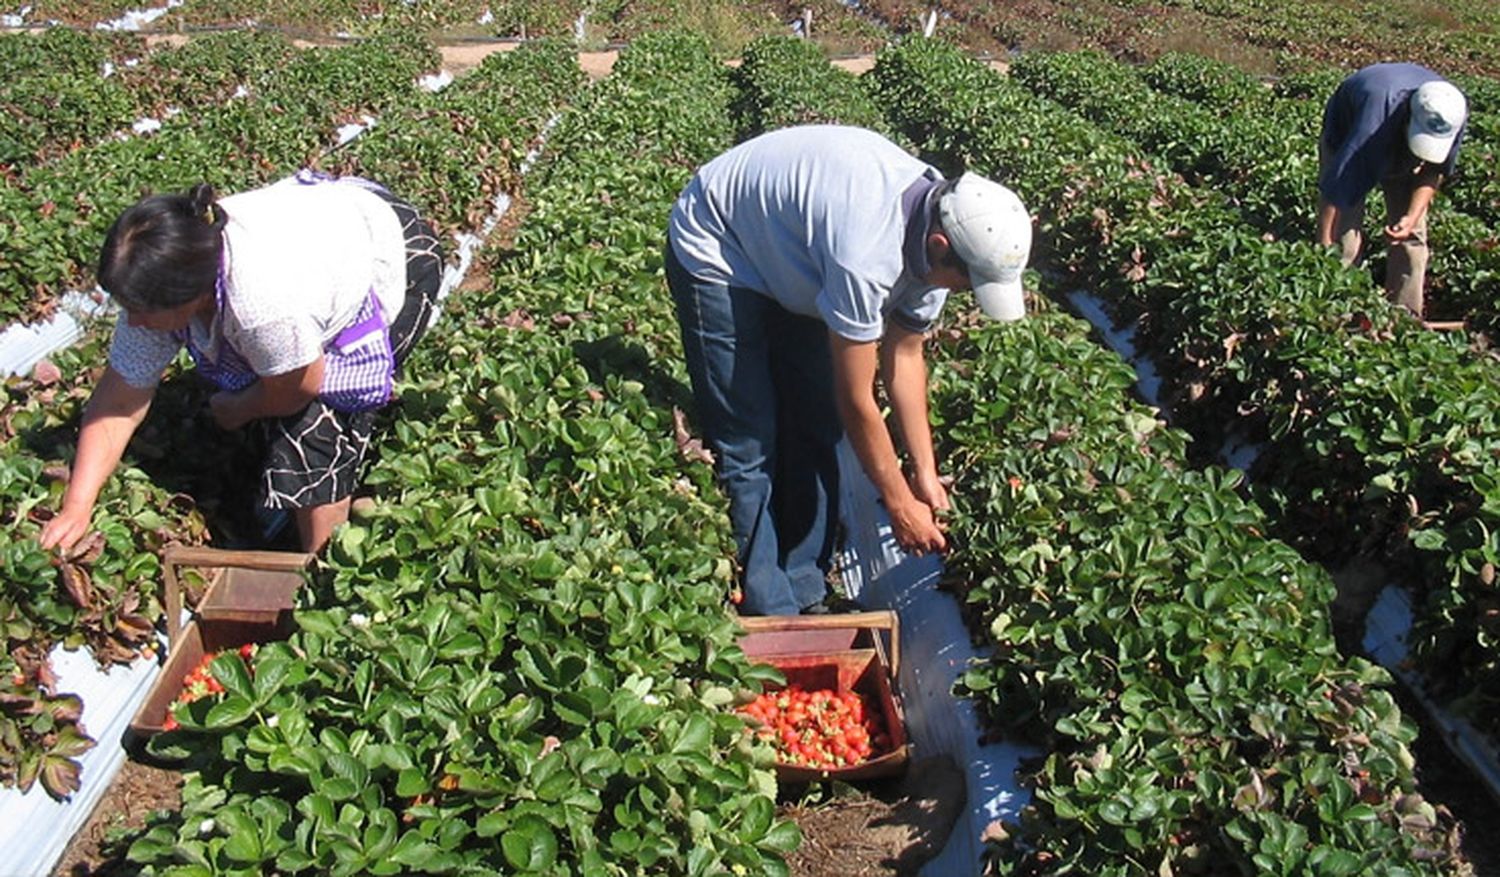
[1318,63,1467,318]
[667,125,1032,615]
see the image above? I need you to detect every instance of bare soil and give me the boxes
[433,44,900,80]
[52,759,182,877]
[781,756,968,877]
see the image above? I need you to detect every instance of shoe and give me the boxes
[825,597,863,614]
[800,597,862,615]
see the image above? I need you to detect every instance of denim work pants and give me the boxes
[666,245,842,615]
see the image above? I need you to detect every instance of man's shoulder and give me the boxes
[1343,62,1443,97]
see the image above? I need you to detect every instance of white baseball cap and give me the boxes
[938,173,1033,321]
[1407,80,1466,165]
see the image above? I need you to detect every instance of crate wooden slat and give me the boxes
[128,547,314,738]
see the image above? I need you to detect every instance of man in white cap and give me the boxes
[1318,63,1468,317]
[666,124,1032,615]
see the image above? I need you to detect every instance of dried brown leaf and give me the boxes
[32,359,61,385]
[57,562,94,610]
[672,407,715,466]
[41,753,83,800]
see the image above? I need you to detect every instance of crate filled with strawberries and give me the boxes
[736,611,909,782]
[128,547,313,739]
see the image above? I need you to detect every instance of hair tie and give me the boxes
[202,206,215,225]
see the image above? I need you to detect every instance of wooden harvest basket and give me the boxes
[737,610,909,783]
[128,546,315,738]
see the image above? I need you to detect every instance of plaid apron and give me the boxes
[176,169,398,413]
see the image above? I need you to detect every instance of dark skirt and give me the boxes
[259,192,441,509]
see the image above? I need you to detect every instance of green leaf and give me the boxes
[218,808,263,863]
[741,796,774,841]
[501,816,559,871]
[297,793,336,826]
[320,777,360,801]
[211,651,255,700]
[395,768,429,797]
[363,809,399,859]
[757,820,801,853]
[297,610,341,638]
[671,714,712,754]
[204,695,256,728]
[477,811,509,838]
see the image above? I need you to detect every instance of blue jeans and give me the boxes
[666,244,842,615]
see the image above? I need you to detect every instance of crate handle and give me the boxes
[163,546,316,647]
[736,610,900,675]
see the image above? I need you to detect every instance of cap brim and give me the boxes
[1408,127,1455,165]
[973,276,1025,322]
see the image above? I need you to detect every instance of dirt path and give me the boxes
[134,33,1004,81]
[433,43,1002,79]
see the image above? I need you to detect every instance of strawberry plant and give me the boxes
[161,644,257,733]
[0,27,144,85]
[1,338,212,793]
[869,37,1470,873]
[0,673,94,801]
[341,37,584,239]
[871,39,1500,754]
[0,31,440,317]
[120,30,803,876]
[729,34,892,141]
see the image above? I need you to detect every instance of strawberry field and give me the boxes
[4,2,1500,876]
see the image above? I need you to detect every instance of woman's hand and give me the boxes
[209,390,250,430]
[210,359,324,430]
[38,502,93,554]
[36,366,156,555]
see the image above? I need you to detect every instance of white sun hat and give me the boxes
[938,172,1033,321]
[1407,80,1467,165]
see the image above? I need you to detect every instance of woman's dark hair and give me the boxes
[97,183,226,313]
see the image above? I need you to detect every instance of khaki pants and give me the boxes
[1321,153,1429,317]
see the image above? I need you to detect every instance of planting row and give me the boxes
[0,30,438,323]
[1137,53,1500,233]
[709,32,1470,873]
[1007,49,1500,330]
[849,37,1457,875]
[0,28,307,172]
[121,31,805,876]
[3,1,889,52]
[874,37,1500,761]
[932,307,1456,875]
[1140,55,1500,331]
[1,37,578,801]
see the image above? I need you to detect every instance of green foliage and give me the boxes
[342,38,584,237]
[730,35,891,141]
[120,27,796,876]
[871,36,1468,874]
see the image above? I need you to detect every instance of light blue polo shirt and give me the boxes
[668,125,947,343]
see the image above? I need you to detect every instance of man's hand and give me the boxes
[38,503,92,554]
[909,469,950,517]
[887,496,947,556]
[1385,214,1420,241]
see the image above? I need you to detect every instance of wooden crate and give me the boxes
[737,610,909,782]
[128,547,314,738]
